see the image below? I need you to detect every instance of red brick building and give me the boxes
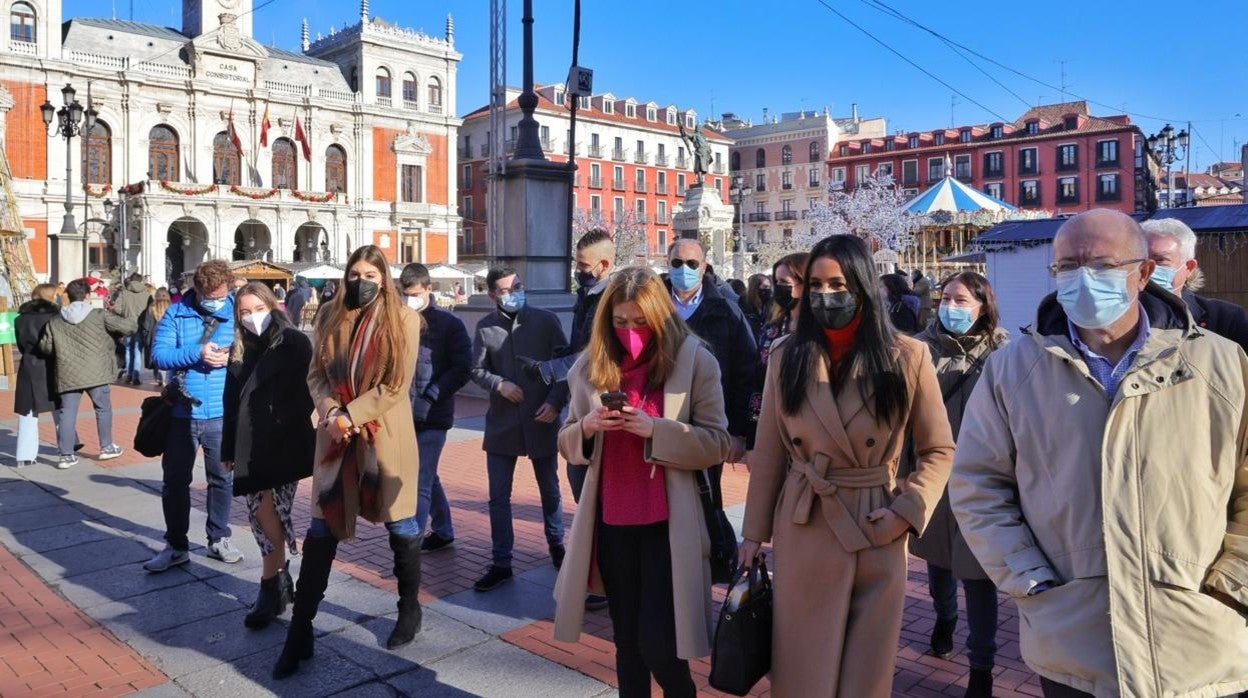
[827,101,1160,216]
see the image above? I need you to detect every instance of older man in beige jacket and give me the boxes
[950,209,1248,698]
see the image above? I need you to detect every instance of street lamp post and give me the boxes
[40,83,97,280]
[729,175,753,280]
[1147,123,1189,208]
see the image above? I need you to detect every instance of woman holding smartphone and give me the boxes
[273,245,423,679]
[739,235,954,697]
[552,266,730,698]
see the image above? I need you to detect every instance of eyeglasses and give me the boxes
[1047,258,1145,277]
[669,258,701,270]
[495,282,525,295]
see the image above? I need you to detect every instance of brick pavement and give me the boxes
[0,380,1047,696]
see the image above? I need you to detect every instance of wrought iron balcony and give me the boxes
[612,179,626,191]
[611,149,627,162]
[776,211,799,221]
[748,212,772,222]
[634,180,647,193]
[655,154,669,167]
[634,151,648,164]
[588,145,603,158]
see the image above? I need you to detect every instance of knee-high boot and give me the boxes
[272,535,337,679]
[385,534,423,649]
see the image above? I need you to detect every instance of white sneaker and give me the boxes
[98,444,123,461]
[143,546,189,573]
[206,537,243,564]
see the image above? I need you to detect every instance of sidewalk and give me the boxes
[0,382,1043,697]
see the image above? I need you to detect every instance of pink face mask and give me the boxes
[614,325,653,360]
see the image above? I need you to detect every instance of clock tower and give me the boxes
[182,0,253,42]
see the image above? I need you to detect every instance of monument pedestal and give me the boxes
[672,184,734,274]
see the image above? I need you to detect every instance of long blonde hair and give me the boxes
[230,282,288,363]
[149,287,172,325]
[31,283,56,303]
[313,245,410,393]
[585,266,691,392]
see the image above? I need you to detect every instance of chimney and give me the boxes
[852,103,860,124]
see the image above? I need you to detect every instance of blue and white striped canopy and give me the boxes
[902,176,1016,214]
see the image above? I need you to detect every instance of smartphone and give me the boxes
[600,391,628,412]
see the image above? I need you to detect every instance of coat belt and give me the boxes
[789,454,892,553]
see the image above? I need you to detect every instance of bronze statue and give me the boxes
[678,120,714,185]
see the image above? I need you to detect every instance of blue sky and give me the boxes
[70,0,1248,170]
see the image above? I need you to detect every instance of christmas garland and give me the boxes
[229,185,279,200]
[159,180,217,196]
[292,189,337,203]
[83,183,112,199]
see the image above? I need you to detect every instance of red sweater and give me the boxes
[600,357,667,525]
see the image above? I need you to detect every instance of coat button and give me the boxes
[866,438,876,447]
[792,437,802,446]
[1131,383,1140,390]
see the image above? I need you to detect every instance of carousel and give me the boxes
[899,166,1017,277]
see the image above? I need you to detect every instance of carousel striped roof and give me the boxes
[902,176,1016,215]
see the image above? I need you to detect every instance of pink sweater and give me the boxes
[600,358,667,525]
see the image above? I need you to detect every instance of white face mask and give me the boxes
[405,294,427,311]
[242,311,272,336]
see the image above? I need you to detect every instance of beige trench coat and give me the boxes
[950,289,1248,697]
[552,337,731,659]
[307,308,422,527]
[742,334,955,698]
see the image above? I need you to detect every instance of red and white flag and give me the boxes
[259,102,271,147]
[294,116,311,162]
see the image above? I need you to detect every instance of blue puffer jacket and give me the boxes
[151,290,236,419]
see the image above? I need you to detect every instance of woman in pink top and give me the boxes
[552,266,730,698]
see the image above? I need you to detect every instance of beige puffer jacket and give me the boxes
[950,287,1248,698]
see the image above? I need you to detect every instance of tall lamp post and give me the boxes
[729,175,752,280]
[1148,123,1189,208]
[40,83,97,280]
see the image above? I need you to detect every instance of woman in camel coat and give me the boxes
[553,266,731,697]
[740,235,955,698]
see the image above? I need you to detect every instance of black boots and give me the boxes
[244,562,293,629]
[965,668,994,697]
[930,617,957,659]
[272,536,338,680]
[385,534,423,649]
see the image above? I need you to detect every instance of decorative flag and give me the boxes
[294,116,311,162]
[259,102,271,147]
[226,109,243,155]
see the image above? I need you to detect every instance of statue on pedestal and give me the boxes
[678,121,713,185]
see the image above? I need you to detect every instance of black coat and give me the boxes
[1183,290,1248,354]
[14,299,59,415]
[409,305,472,431]
[222,326,316,496]
[667,278,760,444]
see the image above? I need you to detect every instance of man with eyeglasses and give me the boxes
[665,238,758,471]
[470,266,569,592]
[950,209,1248,697]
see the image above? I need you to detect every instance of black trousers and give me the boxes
[595,521,695,698]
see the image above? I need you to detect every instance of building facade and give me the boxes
[723,105,887,248]
[827,101,1159,217]
[0,0,460,284]
[457,84,733,261]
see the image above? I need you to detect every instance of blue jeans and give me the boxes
[415,429,453,539]
[306,516,420,539]
[124,336,144,380]
[161,418,232,551]
[55,385,113,456]
[486,452,563,568]
[928,562,999,670]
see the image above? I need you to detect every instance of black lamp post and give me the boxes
[40,83,98,277]
[1148,123,1189,208]
[729,174,753,279]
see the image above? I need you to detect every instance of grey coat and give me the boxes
[38,303,136,394]
[904,324,1007,580]
[471,305,569,458]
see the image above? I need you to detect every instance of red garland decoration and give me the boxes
[291,189,338,203]
[228,184,279,200]
[83,183,113,199]
[159,180,218,196]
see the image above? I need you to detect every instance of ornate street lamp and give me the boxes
[729,174,753,279]
[41,82,98,278]
[1148,123,1189,208]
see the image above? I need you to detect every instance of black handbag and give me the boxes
[134,316,216,457]
[696,468,738,584]
[709,557,773,696]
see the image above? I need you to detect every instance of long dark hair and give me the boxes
[880,272,911,303]
[939,271,1003,347]
[779,235,908,424]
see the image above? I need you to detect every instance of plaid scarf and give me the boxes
[315,306,385,540]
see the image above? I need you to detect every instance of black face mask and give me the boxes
[773,284,798,312]
[757,288,774,306]
[809,291,858,329]
[344,278,379,309]
[574,270,598,289]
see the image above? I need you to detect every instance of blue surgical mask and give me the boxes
[938,305,976,335]
[1055,266,1134,330]
[498,290,525,313]
[669,265,702,293]
[1149,265,1178,291]
[201,297,227,313]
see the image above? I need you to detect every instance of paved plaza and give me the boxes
[0,382,1045,697]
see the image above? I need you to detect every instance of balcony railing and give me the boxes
[755,182,766,192]
[676,156,689,169]
[782,182,793,190]
[655,154,669,167]
[776,211,799,221]
[611,149,627,162]
[612,179,626,191]
[404,100,419,111]
[377,96,393,107]
[589,176,603,188]
[634,151,648,164]
[712,163,726,174]
[1096,158,1120,169]
[656,184,668,195]
[748,212,772,222]
[458,147,472,159]
[459,178,473,190]
[10,40,36,56]
[655,212,669,224]
[808,179,821,189]
[635,214,649,224]
[429,103,444,114]
[983,168,1004,178]
[1057,161,1079,173]
[588,145,604,158]
[677,185,687,196]
[634,180,647,193]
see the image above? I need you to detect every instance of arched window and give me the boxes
[148,125,179,181]
[212,131,240,185]
[81,120,110,185]
[755,148,765,168]
[781,145,792,165]
[809,141,821,162]
[427,76,442,111]
[325,145,347,194]
[375,67,391,98]
[730,151,740,171]
[272,138,297,190]
[10,2,35,43]
[402,72,417,106]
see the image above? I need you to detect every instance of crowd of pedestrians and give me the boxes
[9,207,1248,697]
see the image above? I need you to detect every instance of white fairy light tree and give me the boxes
[572,209,649,266]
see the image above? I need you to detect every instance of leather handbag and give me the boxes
[709,557,773,695]
[134,316,216,457]
[696,467,738,584]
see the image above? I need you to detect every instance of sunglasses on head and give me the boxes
[670,258,701,270]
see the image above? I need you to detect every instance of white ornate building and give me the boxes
[0,0,461,284]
